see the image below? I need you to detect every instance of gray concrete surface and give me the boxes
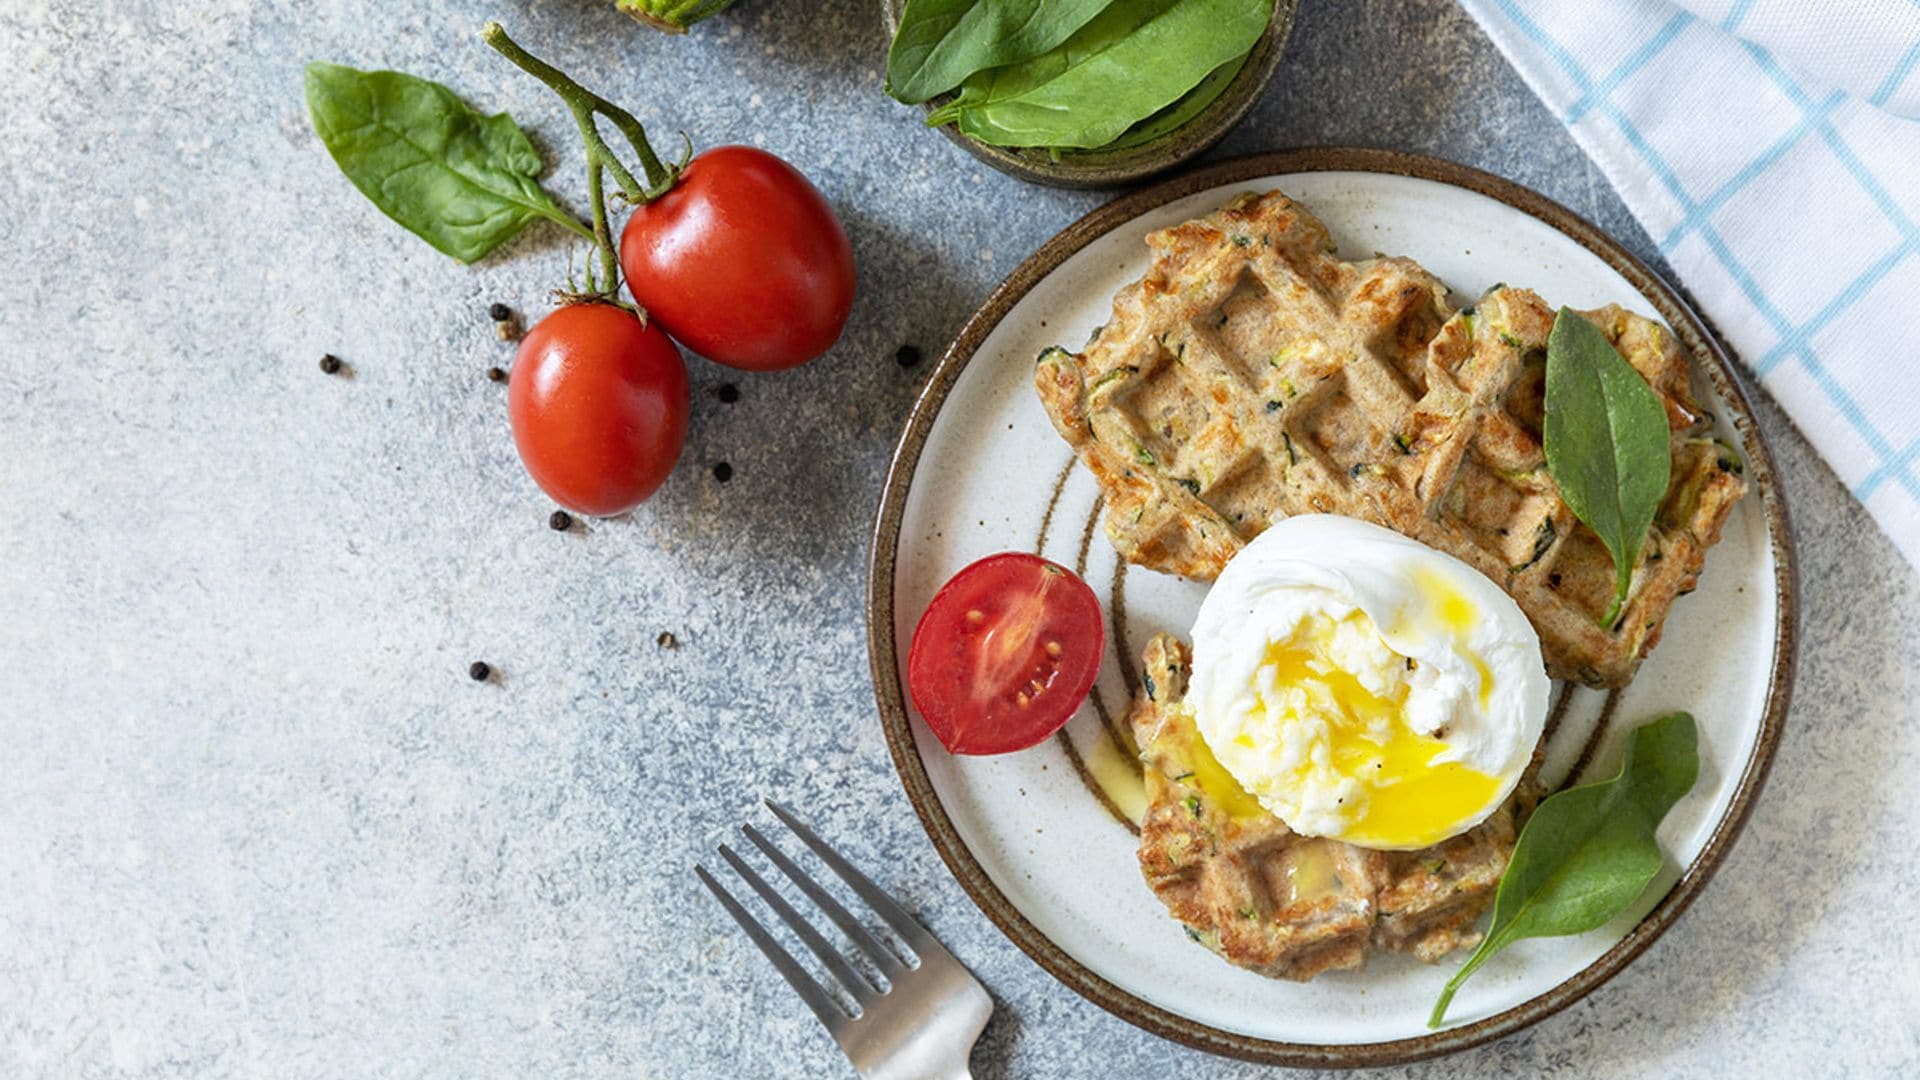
[2,0,1915,1076]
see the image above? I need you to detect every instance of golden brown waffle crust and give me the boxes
[1035,190,1748,687]
[1130,633,1529,981]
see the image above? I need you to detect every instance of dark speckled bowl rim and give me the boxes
[865,148,1797,1068]
[878,0,1298,189]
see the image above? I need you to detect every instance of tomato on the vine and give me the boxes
[620,145,856,372]
[508,302,688,517]
[323,27,851,512]
[906,553,1105,756]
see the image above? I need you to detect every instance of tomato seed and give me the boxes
[1045,640,1062,656]
[1016,693,1029,707]
[319,353,343,375]
[965,610,985,625]
[468,661,492,682]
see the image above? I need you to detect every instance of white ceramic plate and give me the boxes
[867,151,1794,1066]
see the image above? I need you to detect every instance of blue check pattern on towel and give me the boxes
[1458,0,1920,570]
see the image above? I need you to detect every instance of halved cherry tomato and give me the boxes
[508,302,688,516]
[906,553,1104,756]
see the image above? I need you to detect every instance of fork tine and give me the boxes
[764,800,937,957]
[716,844,877,1003]
[743,823,907,977]
[695,863,846,1031]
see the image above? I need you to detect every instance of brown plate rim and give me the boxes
[877,0,1299,189]
[864,147,1798,1068]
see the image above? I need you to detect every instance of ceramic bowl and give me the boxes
[878,1,1297,189]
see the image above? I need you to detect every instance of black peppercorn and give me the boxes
[468,661,492,681]
[488,302,512,321]
[895,344,922,368]
[548,510,574,532]
[712,462,733,483]
[657,631,679,649]
[319,354,343,375]
[486,366,508,383]
[716,383,740,404]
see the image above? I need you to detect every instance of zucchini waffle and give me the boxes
[1035,191,1746,687]
[1131,635,1530,979]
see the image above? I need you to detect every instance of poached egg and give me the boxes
[1187,515,1549,850]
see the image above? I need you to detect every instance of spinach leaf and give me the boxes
[887,0,1117,105]
[926,0,1167,128]
[1428,712,1698,1028]
[1542,307,1672,627]
[305,62,591,264]
[928,0,1272,150]
[1095,50,1246,152]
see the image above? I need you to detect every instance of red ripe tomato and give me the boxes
[620,145,855,372]
[906,554,1105,756]
[508,302,688,516]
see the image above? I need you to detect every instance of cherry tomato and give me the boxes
[620,145,855,372]
[906,554,1105,756]
[508,302,688,516]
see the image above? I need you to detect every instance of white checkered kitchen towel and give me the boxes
[1456,0,1920,569]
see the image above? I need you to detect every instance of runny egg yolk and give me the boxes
[1411,565,1496,711]
[1235,608,1501,849]
[1184,722,1269,820]
[1187,515,1550,852]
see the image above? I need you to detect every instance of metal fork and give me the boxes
[696,801,992,1080]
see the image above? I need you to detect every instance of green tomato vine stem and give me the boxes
[480,21,686,302]
[584,158,616,296]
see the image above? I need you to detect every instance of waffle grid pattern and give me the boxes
[1036,191,1746,686]
[1130,635,1516,981]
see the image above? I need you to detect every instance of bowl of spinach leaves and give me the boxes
[882,0,1295,188]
